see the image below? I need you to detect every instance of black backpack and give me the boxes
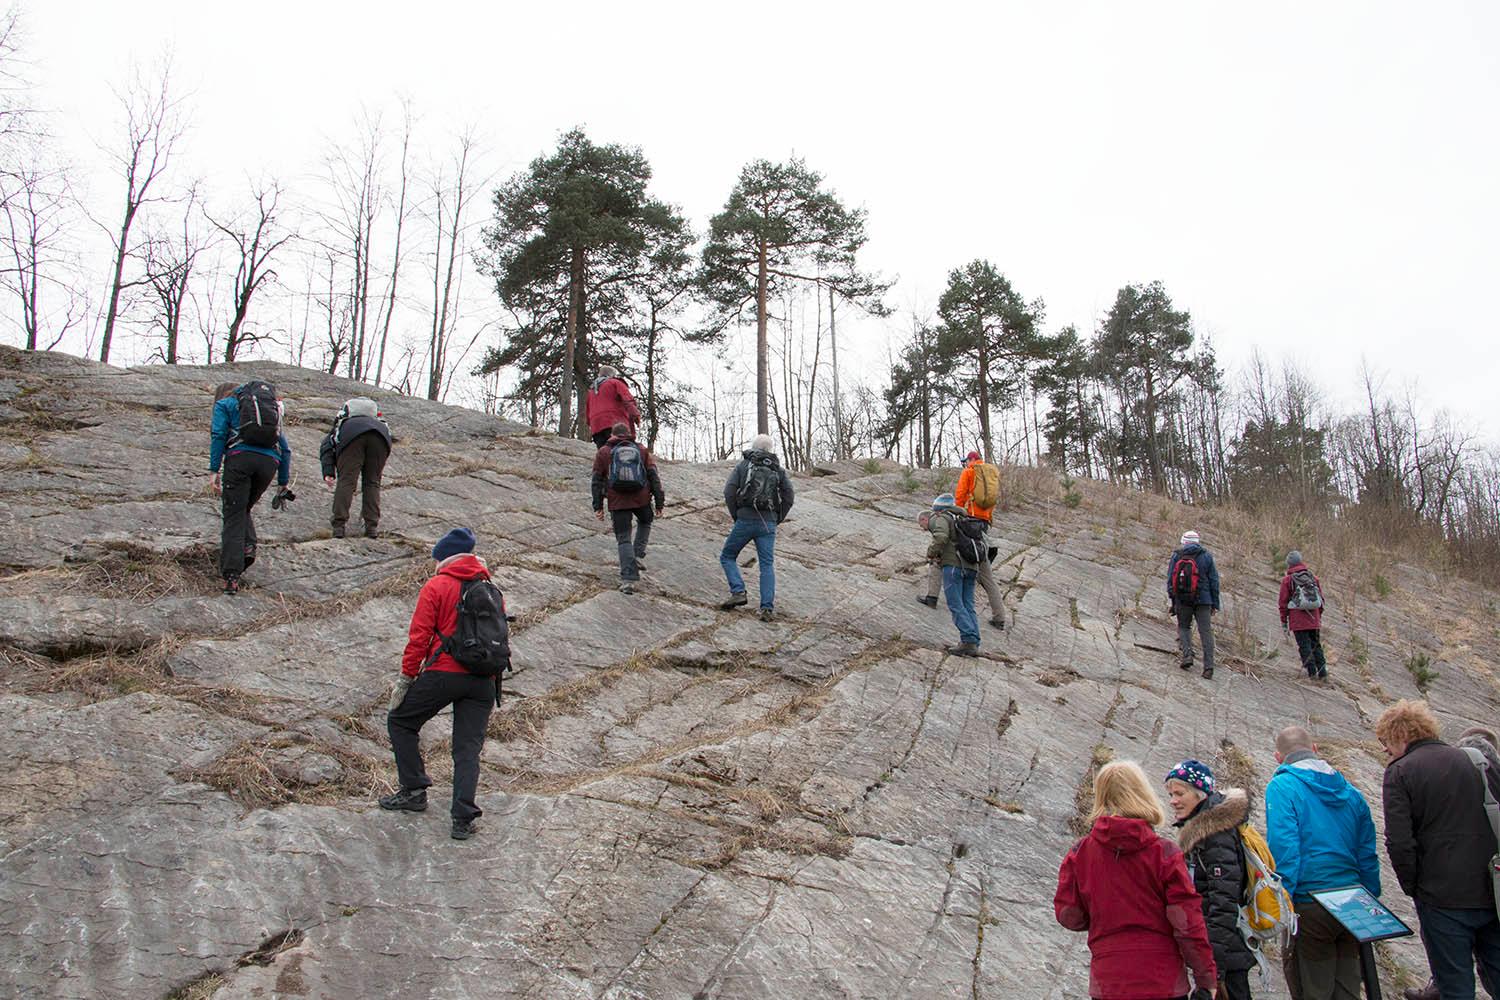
[949,512,990,566]
[1287,568,1324,610]
[1172,553,1200,603]
[235,381,281,448]
[737,457,781,511]
[608,441,648,492]
[427,579,511,678]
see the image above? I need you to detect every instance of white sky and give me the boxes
[21,0,1500,435]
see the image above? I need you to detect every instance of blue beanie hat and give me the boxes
[1165,759,1215,794]
[432,527,476,562]
[932,493,956,509]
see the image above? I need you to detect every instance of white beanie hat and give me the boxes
[1180,530,1201,546]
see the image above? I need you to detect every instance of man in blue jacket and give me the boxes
[1266,724,1382,1000]
[1168,529,1221,679]
[210,381,292,594]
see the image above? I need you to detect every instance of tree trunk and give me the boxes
[645,303,660,449]
[976,315,993,462]
[829,290,844,460]
[755,236,769,435]
[1143,365,1166,492]
[558,246,584,435]
[99,207,136,363]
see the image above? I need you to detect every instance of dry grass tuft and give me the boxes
[179,732,387,810]
[1216,737,1261,798]
[164,972,226,1000]
[1069,743,1116,836]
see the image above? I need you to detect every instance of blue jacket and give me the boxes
[1167,544,1220,609]
[210,394,292,485]
[1265,755,1382,903]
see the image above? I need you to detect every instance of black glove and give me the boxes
[271,486,296,510]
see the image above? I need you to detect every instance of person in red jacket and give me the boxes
[585,365,642,448]
[1278,550,1327,680]
[380,527,499,840]
[1055,759,1218,1000]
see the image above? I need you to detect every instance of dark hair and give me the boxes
[213,382,238,401]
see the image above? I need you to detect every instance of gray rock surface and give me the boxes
[2,344,1496,999]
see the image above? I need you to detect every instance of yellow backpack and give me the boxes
[1238,823,1297,986]
[970,461,1000,511]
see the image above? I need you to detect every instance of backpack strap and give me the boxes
[1464,747,1500,845]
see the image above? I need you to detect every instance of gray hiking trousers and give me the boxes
[927,559,1004,625]
[1176,604,1215,670]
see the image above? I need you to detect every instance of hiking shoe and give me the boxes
[1202,668,1214,680]
[946,642,980,657]
[1179,661,1193,671]
[990,617,1006,629]
[223,576,241,596]
[633,556,646,572]
[332,525,346,539]
[720,592,748,610]
[378,788,427,812]
[451,818,476,840]
[1316,667,1328,680]
[758,607,774,622]
[619,582,635,595]
[364,527,379,539]
[917,595,938,609]
[1403,979,1438,1000]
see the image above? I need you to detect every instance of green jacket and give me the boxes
[926,507,975,569]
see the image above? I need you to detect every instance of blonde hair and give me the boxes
[1375,699,1440,748]
[1088,760,1165,828]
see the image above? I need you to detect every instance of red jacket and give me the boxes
[400,554,495,678]
[1054,815,1218,999]
[591,435,664,512]
[1278,563,1323,632]
[585,376,642,435]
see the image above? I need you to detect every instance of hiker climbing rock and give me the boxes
[1055,760,1219,1000]
[926,493,986,656]
[382,527,509,841]
[1166,760,1258,1000]
[318,396,392,539]
[919,451,1004,629]
[591,421,664,594]
[1168,530,1220,678]
[1266,725,1382,999]
[719,433,793,622]
[1278,550,1327,680]
[585,364,642,448]
[209,380,292,595]
[1375,701,1500,1000]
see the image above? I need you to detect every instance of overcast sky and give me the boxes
[21,0,1500,434]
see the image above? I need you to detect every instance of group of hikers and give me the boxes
[204,372,1498,997]
[1058,711,1500,1000]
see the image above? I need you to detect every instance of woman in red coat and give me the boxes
[1277,550,1326,679]
[1055,760,1219,1000]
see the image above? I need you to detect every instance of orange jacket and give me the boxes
[954,461,992,523]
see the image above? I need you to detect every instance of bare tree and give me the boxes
[370,102,412,386]
[206,180,292,362]
[318,110,386,382]
[1,162,86,350]
[139,185,204,363]
[425,128,477,401]
[96,60,186,363]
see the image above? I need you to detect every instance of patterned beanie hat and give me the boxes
[1180,530,1201,547]
[1165,759,1215,794]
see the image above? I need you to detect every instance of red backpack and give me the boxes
[1172,555,1200,603]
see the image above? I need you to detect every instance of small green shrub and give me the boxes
[900,467,920,493]
[1404,650,1438,692]
[1060,475,1082,508]
[1373,573,1392,598]
[1349,634,1369,666]
[861,458,882,475]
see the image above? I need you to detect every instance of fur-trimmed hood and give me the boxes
[1176,787,1250,854]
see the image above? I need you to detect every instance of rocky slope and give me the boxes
[1,344,1496,999]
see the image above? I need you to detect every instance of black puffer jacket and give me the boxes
[1176,788,1255,973]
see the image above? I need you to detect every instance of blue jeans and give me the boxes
[942,565,979,646]
[1416,901,1500,1000]
[720,514,776,610]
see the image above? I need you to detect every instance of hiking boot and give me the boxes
[758,607,774,622]
[223,576,241,596]
[451,818,476,840]
[633,556,646,572]
[619,582,635,595]
[332,525,346,539]
[1202,667,1214,680]
[946,642,980,657]
[378,788,427,812]
[1403,980,1438,1000]
[990,617,1006,629]
[917,595,938,609]
[1179,660,1193,671]
[1316,667,1328,680]
[364,527,379,539]
[720,592,748,610]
